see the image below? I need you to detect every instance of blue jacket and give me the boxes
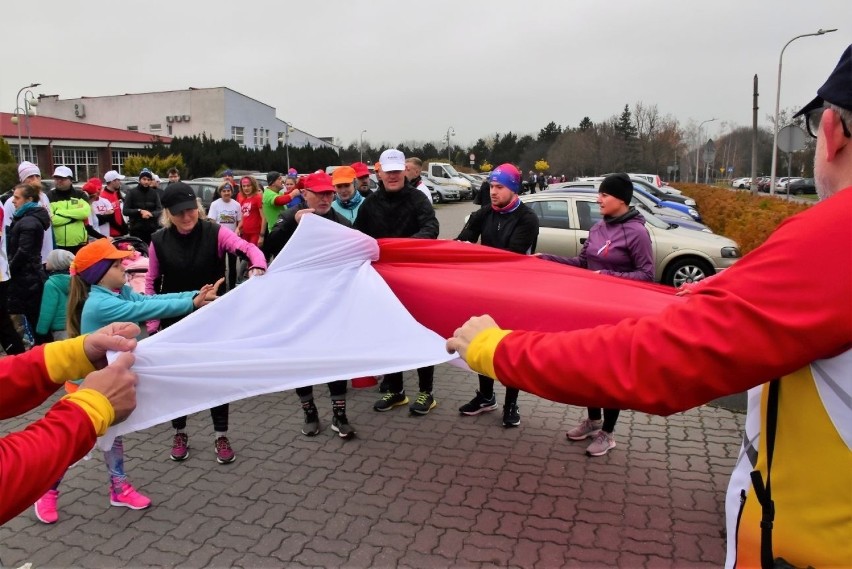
[80,284,197,335]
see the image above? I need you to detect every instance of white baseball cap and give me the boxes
[378,148,406,172]
[104,170,125,183]
[52,165,74,179]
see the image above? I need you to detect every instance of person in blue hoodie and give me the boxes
[536,172,653,457]
[31,239,221,525]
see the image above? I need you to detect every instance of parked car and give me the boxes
[545,183,712,232]
[731,177,751,189]
[186,181,221,210]
[632,185,701,222]
[421,174,461,203]
[775,177,803,192]
[522,191,740,287]
[786,177,816,195]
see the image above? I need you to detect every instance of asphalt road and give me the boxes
[432,200,747,413]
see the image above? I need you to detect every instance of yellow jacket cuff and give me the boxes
[44,335,96,384]
[465,328,512,380]
[62,389,115,436]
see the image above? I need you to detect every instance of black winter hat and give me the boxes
[161,182,198,214]
[599,173,633,205]
[267,171,283,186]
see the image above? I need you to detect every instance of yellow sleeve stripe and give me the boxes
[44,335,96,384]
[62,389,114,437]
[465,328,512,380]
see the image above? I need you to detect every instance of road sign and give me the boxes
[777,124,807,153]
[727,166,734,173]
[702,139,716,163]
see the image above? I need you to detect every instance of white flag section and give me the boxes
[98,214,456,450]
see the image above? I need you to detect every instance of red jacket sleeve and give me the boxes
[274,193,293,206]
[0,346,60,419]
[486,189,852,415]
[0,400,96,524]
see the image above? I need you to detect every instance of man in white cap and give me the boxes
[48,166,91,254]
[3,162,53,263]
[354,148,440,416]
[101,170,127,237]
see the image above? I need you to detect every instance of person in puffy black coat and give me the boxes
[7,184,51,345]
[354,149,440,417]
[456,164,539,428]
[123,171,162,244]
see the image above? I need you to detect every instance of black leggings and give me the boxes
[172,404,229,432]
[478,375,519,405]
[296,380,347,402]
[587,408,620,433]
[384,366,434,394]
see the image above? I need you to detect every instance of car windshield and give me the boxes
[444,165,461,177]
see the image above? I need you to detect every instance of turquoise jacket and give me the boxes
[80,284,197,335]
[36,273,71,336]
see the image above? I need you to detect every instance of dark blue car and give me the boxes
[632,185,702,222]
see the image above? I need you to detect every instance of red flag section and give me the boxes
[373,238,681,338]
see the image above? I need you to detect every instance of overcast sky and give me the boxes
[2,0,849,148]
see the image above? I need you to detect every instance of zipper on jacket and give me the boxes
[733,489,746,567]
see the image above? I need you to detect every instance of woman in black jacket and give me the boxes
[7,183,51,346]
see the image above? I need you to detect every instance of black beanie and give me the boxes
[599,173,633,204]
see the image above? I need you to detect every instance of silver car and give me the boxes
[522,191,741,287]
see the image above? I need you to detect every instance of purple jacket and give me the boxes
[539,208,654,281]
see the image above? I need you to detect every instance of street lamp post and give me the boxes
[694,118,716,183]
[446,126,455,162]
[13,82,40,159]
[23,91,38,159]
[770,28,836,195]
[360,129,367,162]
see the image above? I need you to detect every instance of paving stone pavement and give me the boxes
[1,363,744,568]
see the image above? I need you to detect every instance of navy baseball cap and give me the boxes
[794,44,852,117]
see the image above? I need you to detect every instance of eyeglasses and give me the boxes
[805,105,851,139]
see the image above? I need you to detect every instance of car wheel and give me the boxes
[435,192,444,204]
[663,257,714,288]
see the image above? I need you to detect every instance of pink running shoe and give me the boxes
[110,483,151,510]
[215,436,236,464]
[34,489,59,524]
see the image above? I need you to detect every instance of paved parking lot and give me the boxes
[2,363,744,568]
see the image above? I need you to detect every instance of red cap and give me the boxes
[82,178,103,195]
[351,162,370,178]
[303,172,335,193]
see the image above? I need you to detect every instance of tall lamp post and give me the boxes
[694,118,716,183]
[360,129,367,162]
[13,82,40,159]
[446,126,455,162]
[770,28,836,195]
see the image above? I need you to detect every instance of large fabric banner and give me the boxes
[99,215,455,449]
[100,214,680,449]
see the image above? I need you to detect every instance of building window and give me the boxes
[231,126,244,146]
[10,147,38,165]
[111,150,133,174]
[150,123,162,132]
[167,124,173,135]
[127,125,138,131]
[260,129,269,147]
[53,148,98,180]
[253,128,259,147]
